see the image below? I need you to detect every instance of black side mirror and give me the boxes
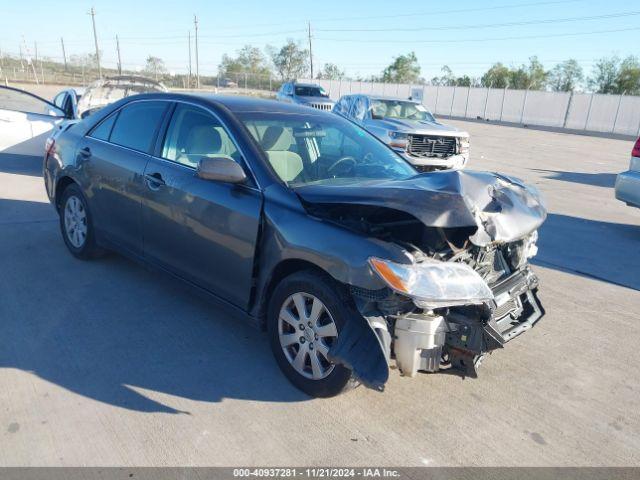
[197,156,247,184]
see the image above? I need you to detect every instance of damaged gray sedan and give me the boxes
[45,94,546,397]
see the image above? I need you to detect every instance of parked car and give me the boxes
[0,85,70,156]
[44,93,546,397]
[334,95,470,171]
[73,75,167,119]
[276,81,335,111]
[615,136,640,208]
[52,87,84,120]
[219,78,238,88]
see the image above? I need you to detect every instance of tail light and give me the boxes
[45,137,56,158]
[632,137,640,158]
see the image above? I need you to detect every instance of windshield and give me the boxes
[239,112,416,187]
[294,86,328,98]
[370,99,435,122]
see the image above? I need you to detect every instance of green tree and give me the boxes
[381,52,421,83]
[509,56,547,90]
[481,63,510,88]
[144,56,166,79]
[317,63,345,80]
[218,45,271,78]
[268,40,308,81]
[588,55,620,94]
[454,75,473,87]
[548,59,584,92]
[430,65,454,86]
[616,56,640,95]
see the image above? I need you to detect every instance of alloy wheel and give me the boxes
[278,292,338,380]
[64,195,88,248]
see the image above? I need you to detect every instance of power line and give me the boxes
[317,10,640,33]
[316,26,640,44]
[194,0,583,30]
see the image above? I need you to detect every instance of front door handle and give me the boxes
[145,172,166,190]
[79,146,91,157]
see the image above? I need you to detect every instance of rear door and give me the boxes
[80,100,169,256]
[0,86,66,156]
[140,102,262,309]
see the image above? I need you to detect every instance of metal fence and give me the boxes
[1,65,283,94]
[302,78,640,137]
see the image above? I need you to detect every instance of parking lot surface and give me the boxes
[1,119,639,466]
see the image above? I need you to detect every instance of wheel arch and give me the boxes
[54,176,77,211]
[256,258,337,330]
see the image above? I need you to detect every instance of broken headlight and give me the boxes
[388,131,408,149]
[369,257,494,309]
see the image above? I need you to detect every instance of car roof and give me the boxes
[189,93,334,115]
[292,82,322,88]
[363,95,418,103]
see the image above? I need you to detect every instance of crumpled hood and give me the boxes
[295,170,546,246]
[374,117,466,137]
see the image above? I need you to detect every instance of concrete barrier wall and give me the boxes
[304,78,640,138]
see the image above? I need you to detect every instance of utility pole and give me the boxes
[116,35,122,75]
[194,15,200,88]
[60,37,67,71]
[188,30,192,88]
[307,21,314,79]
[34,41,38,64]
[89,7,102,78]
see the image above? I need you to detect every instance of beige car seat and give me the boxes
[178,125,226,167]
[260,126,304,182]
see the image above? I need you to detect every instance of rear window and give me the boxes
[109,101,167,152]
[294,86,327,97]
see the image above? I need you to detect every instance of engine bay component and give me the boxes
[394,312,447,377]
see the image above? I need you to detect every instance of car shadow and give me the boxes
[531,168,618,188]
[0,152,44,177]
[534,213,640,291]
[0,199,308,414]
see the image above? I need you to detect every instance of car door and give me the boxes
[80,100,170,256]
[141,102,262,309]
[0,86,67,156]
[53,90,78,119]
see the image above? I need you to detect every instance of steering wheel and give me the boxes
[327,155,357,176]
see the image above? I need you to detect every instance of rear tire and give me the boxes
[267,270,356,398]
[59,183,104,260]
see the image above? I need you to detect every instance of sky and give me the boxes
[1,0,639,80]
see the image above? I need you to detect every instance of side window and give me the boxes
[109,101,168,153]
[53,93,66,109]
[161,104,240,168]
[335,96,351,116]
[351,97,367,121]
[88,112,118,141]
[0,88,64,117]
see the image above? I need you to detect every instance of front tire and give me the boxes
[267,270,355,398]
[59,183,104,260]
